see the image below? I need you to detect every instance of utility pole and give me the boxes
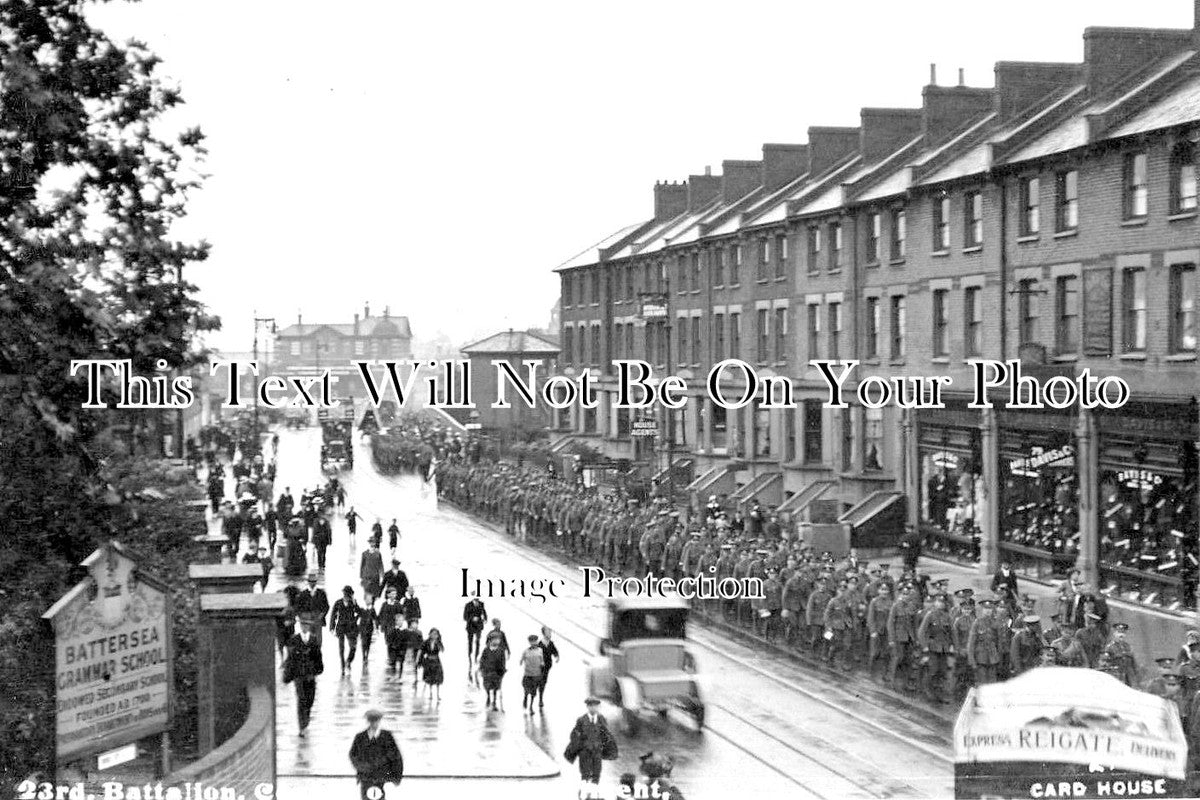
[252,312,277,455]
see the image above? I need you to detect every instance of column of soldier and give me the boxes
[433,455,1200,716]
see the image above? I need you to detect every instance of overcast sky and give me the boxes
[87,0,1193,353]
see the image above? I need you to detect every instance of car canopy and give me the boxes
[954,667,1188,798]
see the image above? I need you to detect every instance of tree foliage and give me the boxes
[0,0,217,785]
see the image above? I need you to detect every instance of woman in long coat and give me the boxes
[419,628,446,702]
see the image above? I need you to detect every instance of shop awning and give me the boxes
[839,491,907,549]
[778,480,836,516]
[687,463,739,498]
[653,457,693,485]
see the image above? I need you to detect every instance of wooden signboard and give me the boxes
[43,542,172,764]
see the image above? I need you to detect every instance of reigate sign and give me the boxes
[43,542,172,763]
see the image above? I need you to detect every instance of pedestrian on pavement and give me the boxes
[520,635,545,713]
[360,540,385,605]
[305,573,331,629]
[563,697,617,792]
[312,515,332,572]
[382,559,409,598]
[463,593,488,666]
[485,618,511,661]
[537,626,560,709]
[330,586,361,675]
[399,619,424,685]
[349,708,403,800]
[387,518,400,553]
[283,619,323,737]
[358,598,378,668]
[345,506,363,542]
[399,587,421,625]
[379,588,404,672]
[371,518,384,548]
[419,627,445,702]
[479,636,506,710]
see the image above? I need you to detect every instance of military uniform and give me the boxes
[917,602,954,702]
[967,610,1003,685]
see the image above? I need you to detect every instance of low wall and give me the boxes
[165,682,274,794]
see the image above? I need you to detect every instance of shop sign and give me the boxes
[42,542,172,763]
[929,450,960,469]
[1009,445,1075,477]
[631,420,658,438]
[957,724,1185,780]
[1115,469,1164,490]
[639,294,668,319]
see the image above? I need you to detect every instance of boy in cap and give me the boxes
[519,635,545,713]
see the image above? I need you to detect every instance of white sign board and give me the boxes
[97,742,138,770]
[43,542,172,763]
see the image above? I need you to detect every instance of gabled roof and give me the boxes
[1109,71,1200,139]
[277,315,412,338]
[745,157,863,227]
[461,330,560,355]
[554,220,650,272]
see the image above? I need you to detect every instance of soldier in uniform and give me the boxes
[1104,622,1139,686]
[1076,612,1108,668]
[715,544,737,619]
[823,580,854,670]
[917,592,954,703]
[967,598,1002,685]
[1009,615,1044,676]
[887,583,920,688]
[758,567,784,642]
[951,591,976,696]
[806,576,833,656]
[662,528,684,580]
[782,564,809,647]
[1051,624,1089,667]
[866,581,893,679]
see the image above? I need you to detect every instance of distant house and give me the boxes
[460,329,560,431]
[273,304,413,399]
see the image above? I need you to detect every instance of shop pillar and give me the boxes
[979,407,1000,575]
[701,397,714,454]
[901,408,919,530]
[1074,409,1099,587]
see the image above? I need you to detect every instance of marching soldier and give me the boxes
[917,593,954,703]
[1009,615,1044,676]
[866,582,893,679]
[823,580,854,670]
[1104,622,1139,686]
[806,576,833,656]
[887,583,920,688]
[951,592,976,695]
[1077,612,1108,668]
[967,598,1002,685]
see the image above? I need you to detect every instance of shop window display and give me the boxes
[999,438,1079,580]
[1097,443,1198,612]
[919,424,982,564]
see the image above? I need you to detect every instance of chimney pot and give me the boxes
[930,63,937,85]
[364,302,370,318]
[705,165,712,176]
[958,68,965,86]
[298,311,302,326]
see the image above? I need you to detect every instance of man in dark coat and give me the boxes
[463,594,487,663]
[312,516,332,572]
[1068,581,1109,630]
[283,620,323,735]
[563,697,616,788]
[382,559,409,598]
[349,709,403,799]
[990,561,1019,599]
[330,586,361,674]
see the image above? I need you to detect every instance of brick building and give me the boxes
[554,3,1200,624]
[459,329,560,432]
[273,304,413,399]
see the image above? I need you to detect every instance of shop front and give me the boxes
[1095,401,1199,612]
[997,409,1079,581]
[917,403,984,565]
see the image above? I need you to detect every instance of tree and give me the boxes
[0,0,217,784]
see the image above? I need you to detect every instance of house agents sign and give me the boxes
[43,542,171,762]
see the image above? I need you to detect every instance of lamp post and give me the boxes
[252,312,277,454]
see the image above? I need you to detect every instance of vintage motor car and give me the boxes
[586,596,704,734]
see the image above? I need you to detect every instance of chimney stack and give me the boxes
[859,108,923,165]
[958,68,965,87]
[297,311,302,326]
[364,302,371,318]
[761,144,809,191]
[807,127,861,176]
[687,171,722,211]
[930,63,937,85]
[720,160,762,202]
[921,83,995,146]
[653,180,688,221]
[1082,26,1192,96]
[993,61,1082,122]
[354,313,360,335]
